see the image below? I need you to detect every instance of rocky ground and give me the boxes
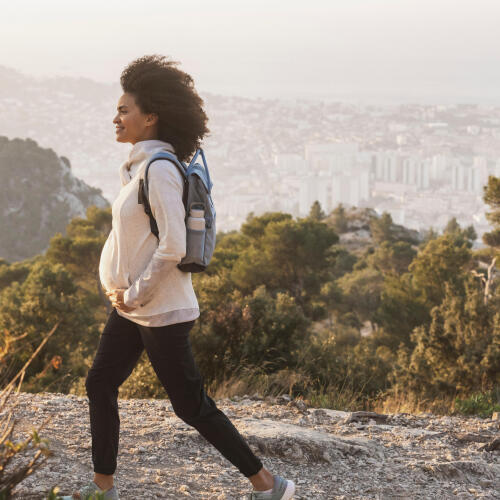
[4,391,500,499]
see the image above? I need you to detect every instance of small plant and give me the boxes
[46,486,60,499]
[454,388,500,418]
[0,321,60,499]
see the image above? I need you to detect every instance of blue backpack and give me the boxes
[138,148,216,273]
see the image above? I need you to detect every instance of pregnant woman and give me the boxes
[61,55,296,500]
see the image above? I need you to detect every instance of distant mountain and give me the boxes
[0,136,109,262]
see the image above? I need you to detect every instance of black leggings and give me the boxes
[85,308,263,477]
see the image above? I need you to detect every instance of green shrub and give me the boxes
[455,388,500,417]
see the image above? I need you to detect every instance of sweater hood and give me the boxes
[119,139,176,187]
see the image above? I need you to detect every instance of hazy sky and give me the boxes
[1,0,500,103]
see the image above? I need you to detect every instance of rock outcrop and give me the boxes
[0,136,109,262]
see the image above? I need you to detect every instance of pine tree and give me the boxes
[308,200,326,221]
[483,175,500,248]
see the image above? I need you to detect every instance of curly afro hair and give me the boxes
[120,54,210,162]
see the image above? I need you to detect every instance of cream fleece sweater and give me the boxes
[98,139,200,327]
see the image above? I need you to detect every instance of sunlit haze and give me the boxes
[1,0,500,103]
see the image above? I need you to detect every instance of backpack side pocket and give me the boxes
[185,227,206,264]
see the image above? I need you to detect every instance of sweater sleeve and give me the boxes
[123,159,186,309]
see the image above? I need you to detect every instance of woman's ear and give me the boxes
[146,113,159,127]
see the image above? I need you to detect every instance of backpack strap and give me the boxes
[138,152,188,240]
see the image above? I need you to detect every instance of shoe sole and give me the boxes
[281,480,296,500]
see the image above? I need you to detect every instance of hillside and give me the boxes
[6,392,500,499]
[0,136,109,262]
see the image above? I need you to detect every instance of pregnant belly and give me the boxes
[98,230,130,291]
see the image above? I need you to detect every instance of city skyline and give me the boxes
[1,63,496,243]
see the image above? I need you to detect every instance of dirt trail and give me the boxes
[6,392,500,499]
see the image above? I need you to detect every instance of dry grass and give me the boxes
[372,388,457,415]
[206,364,313,400]
[0,322,60,498]
[206,366,465,416]
[206,365,370,411]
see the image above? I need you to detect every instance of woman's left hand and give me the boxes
[106,288,137,312]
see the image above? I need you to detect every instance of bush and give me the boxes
[455,388,500,418]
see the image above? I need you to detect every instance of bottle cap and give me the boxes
[190,208,205,218]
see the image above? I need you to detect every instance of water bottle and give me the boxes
[187,203,205,230]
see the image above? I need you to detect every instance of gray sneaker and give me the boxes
[248,474,296,500]
[59,480,119,500]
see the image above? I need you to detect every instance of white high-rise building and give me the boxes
[452,165,472,192]
[359,167,370,200]
[299,175,331,215]
[305,143,359,174]
[402,156,419,185]
[452,161,489,193]
[473,156,487,169]
[452,165,465,190]
[372,152,400,182]
[330,166,370,208]
[331,176,359,207]
[273,153,307,176]
[401,156,429,188]
[472,156,488,193]
[431,154,448,180]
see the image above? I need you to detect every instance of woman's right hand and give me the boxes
[105,288,137,313]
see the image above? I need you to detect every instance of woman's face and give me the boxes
[113,92,158,145]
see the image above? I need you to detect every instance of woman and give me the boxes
[62,55,296,500]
